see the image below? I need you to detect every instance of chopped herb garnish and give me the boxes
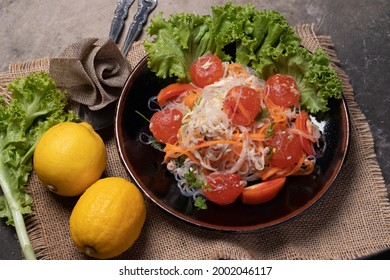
[255,108,270,121]
[148,136,164,151]
[265,123,275,138]
[267,146,275,160]
[194,196,207,210]
[184,169,205,190]
[135,110,150,123]
[177,155,186,167]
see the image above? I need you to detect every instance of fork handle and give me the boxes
[109,0,135,42]
[121,0,157,56]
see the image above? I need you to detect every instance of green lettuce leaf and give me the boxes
[211,4,301,66]
[144,12,215,82]
[253,46,342,113]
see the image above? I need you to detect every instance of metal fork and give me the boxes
[121,0,158,56]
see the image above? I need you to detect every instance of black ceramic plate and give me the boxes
[115,56,350,232]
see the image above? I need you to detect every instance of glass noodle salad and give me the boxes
[144,53,321,209]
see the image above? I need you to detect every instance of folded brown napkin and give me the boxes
[49,37,131,111]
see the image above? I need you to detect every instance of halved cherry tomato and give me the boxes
[149,108,183,144]
[157,83,196,106]
[295,110,316,156]
[241,177,286,205]
[264,74,300,108]
[204,173,246,205]
[190,54,224,88]
[223,86,261,126]
[266,129,303,169]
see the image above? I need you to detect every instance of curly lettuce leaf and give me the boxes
[253,45,342,113]
[210,2,255,61]
[144,12,215,82]
[211,4,301,65]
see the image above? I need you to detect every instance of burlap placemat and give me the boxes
[1,24,389,260]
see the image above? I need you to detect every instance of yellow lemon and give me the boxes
[33,122,107,196]
[69,177,146,259]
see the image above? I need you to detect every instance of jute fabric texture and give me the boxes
[49,37,131,111]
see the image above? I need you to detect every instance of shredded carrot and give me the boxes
[163,143,200,165]
[183,89,202,108]
[289,128,316,143]
[233,129,267,142]
[187,139,243,152]
[164,139,243,164]
[232,132,242,141]
[268,106,288,123]
[262,93,289,123]
[248,133,267,141]
[257,167,282,181]
[263,93,276,109]
[282,152,307,177]
[257,151,310,180]
[227,63,249,77]
[257,123,271,134]
[292,157,315,176]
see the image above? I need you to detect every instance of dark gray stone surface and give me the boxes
[0,0,389,259]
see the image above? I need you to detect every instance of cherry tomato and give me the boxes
[295,110,316,156]
[157,83,196,106]
[204,173,246,205]
[266,129,303,168]
[190,54,224,88]
[241,177,286,205]
[223,86,261,126]
[149,108,183,144]
[264,74,300,108]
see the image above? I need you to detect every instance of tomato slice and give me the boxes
[295,110,316,156]
[190,54,224,88]
[266,129,303,169]
[223,86,261,126]
[204,173,246,205]
[264,74,300,108]
[157,83,196,106]
[241,177,286,205]
[149,108,183,144]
